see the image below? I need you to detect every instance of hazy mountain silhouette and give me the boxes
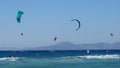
[33,41,120,50]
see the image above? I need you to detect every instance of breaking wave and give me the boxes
[62,54,120,59]
[0,57,24,61]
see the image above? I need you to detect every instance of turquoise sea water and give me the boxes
[0,50,120,68]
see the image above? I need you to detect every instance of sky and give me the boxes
[0,0,120,49]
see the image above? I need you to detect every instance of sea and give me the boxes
[0,50,120,68]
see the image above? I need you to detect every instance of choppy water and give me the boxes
[0,50,120,68]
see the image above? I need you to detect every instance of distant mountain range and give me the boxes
[32,41,120,50]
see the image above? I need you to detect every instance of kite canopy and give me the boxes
[16,10,24,23]
[110,33,113,37]
[54,37,57,41]
[71,19,81,31]
[21,33,23,36]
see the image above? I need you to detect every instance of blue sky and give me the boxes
[0,0,120,49]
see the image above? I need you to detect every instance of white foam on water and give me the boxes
[0,57,20,61]
[79,55,120,59]
[62,54,120,60]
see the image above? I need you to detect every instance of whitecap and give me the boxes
[78,55,120,59]
[61,54,120,60]
[0,57,21,61]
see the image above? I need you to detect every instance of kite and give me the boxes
[54,37,57,41]
[16,10,24,23]
[110,33,113,37]
[71,19,81,31]
[21,33,23,36]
